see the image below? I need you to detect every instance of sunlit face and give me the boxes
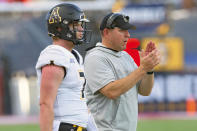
[108,27,130,51]
[69,21,84,39]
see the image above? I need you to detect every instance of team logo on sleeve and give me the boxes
[70,58,75,63]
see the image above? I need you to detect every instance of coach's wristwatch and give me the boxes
[147,71,154,75]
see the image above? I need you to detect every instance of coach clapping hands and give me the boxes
[139,41,161,73]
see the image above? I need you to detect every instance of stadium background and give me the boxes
[0,0,197,130]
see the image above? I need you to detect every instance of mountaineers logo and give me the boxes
[80,13,86,20]
[49,7,62,24]
[123,15,129,23]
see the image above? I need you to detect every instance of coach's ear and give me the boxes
[103,28,111,37]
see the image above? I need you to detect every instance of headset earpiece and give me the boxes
[106,13,122,29]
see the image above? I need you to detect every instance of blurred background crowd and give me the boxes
[0,0,197,120]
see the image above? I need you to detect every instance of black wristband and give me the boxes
[147,71,154,75]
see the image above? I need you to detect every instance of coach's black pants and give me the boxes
[58,122,87,131]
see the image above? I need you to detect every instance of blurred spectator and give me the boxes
[124,38,141,66]
[182,0,196,9]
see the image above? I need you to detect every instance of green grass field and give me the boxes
[0,120,196,131]
[137,119,197,131]
[0,124,40,131]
